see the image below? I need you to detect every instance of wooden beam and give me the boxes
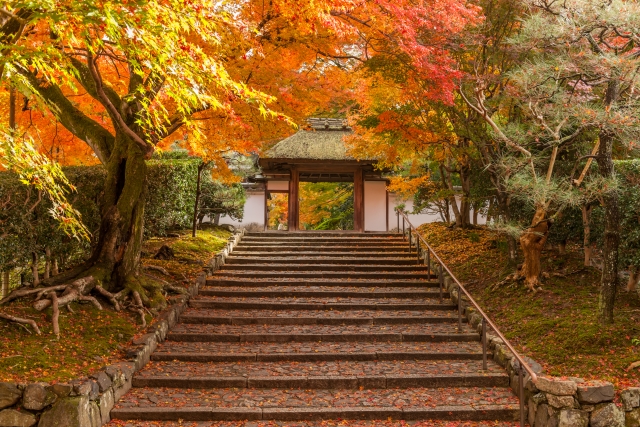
[288,168,299,231]
[354,167,364,232]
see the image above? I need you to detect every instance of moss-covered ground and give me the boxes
[418,222,640,389]
[0,226,231,383]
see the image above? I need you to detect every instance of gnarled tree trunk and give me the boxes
[87,133,147,292]
[519,207,551,291]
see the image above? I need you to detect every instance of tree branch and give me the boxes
[16,67,114,163]
[86,52,153,158]
[69,56,123,115]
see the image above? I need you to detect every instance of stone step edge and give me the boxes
[131,373,509,389]
[179,315,463,325]
[150,351,492,362]
[188,302,456,311]
[213,273,434,277]
[110,405,519,422]
[205,280,440,287]
[197,291,449,298]
[166,332,480,343]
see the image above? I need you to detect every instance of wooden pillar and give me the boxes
[264,189,268,231]
[354,167,364,232]
[288,168,299,231]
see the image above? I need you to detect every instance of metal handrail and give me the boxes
[396,210,535,427]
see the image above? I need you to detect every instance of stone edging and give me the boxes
[0,229,245,427]
[439,270,640,427]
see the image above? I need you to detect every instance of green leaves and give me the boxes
[0,134,89,240]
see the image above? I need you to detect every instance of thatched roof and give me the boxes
[266,129,353,160]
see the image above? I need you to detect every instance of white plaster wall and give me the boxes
[364,181,388,231]
[218,191,265,227]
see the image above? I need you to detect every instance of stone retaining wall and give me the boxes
[0,230,245,427]
[440,269,640,427]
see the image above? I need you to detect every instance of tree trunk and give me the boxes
[1,271,9,298]
[214,213,221,226]
[192,162,205,238]
[80,133,147,294]
[459,157,472,228]
[519,207,551,291]
[473,206,479,226]
[31,252,40,286]
[596,79,621,325]
[52,258,59,276]
[627,266,640,293]
[44,247,51,280]
[558,241,566,255]
[581,204,593,266]
[442,165,463,226]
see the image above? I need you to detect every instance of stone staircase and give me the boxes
[111,232,519,424]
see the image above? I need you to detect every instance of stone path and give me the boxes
[110,232,519,424]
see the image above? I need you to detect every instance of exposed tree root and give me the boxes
[0,312,41,335]
[0,285,67,306]
[78,295,102,310]
[143,265,171,276]
[2,263,172,334]
[131,291,146,327]
[33,277,95,311]
[142,272,187,296]
[94,285,121,311]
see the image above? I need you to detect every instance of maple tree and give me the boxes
[0,0,366,326]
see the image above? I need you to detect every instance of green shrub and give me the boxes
[0,159,242,281]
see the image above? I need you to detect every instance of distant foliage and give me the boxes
[299,183,354,231]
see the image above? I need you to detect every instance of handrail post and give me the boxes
[408,226,412,253]
[402,218,405,241]
[457,284,462,333]
[481,317,487,370]
[396,210,400,233]
[438,264,443,304]
[426,249,431,279]
[519,366,525,427]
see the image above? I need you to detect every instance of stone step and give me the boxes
[225,257,419,265]
[134,360,507,390]
[198,288,445,299]
[245,232,400,237]
[241,236,406,243]
[180,312,460,325]
[188,299,454,311]
[235,245,412,252]
[231,251,414,257]
[167,333,478,343]
[111,387,519,422]
[213,271,434,279]
[151,341,489,362]
[220,264,428,272]
[206,278,440,287]
[132,373,508,389]
[237,241,410,247]
[105,419,523,426]
[167,322,478,343]
[181,308,459,320]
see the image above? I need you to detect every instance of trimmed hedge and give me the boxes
[0,159,243,281]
